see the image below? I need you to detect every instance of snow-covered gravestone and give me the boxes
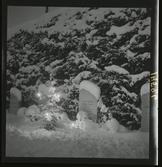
[79,80,101,122]
[140,83,150,132]
[9,87,22,114]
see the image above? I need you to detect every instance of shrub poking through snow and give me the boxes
[25,105,42,121]
[25,114,42,122]
[41,112,57,131]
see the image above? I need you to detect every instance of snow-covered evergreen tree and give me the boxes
[7,7,151,130]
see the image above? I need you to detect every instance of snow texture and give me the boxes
[106,24,131,39]
[17,107,27,116]
[50,59,63,68]
[6,113,149,158]
[106,118,120,133]
[131,71,150,85]
[38,84,50,97]
[140,83,150,96]
[105,65,129,74]
[100,104,107,113]
[6,7,151,136]
[118,124,127,132]
[25,108,36,116]
[80,119,100,131]
[52,111,69,121]
[10,87,22,101]
[77,111,89,121]
[25,105,40,116]
[19,65,39,73]
[72,71,91,84]
[79,80,101,100]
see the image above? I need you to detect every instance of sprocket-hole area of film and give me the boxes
[151,72,158,100]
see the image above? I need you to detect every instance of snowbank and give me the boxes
[6,113,149,158]
[80,119,100,131]
[10,87,22,101]
[79,80,101,100]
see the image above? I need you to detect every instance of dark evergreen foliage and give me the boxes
[6,8,151,130]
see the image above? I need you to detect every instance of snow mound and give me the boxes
[79,80,101,100]
[10,87,22,101]
[28,105,40,113]
[106,118,119,133]
[77,111,89,121]
[118,124,127,132]
[80,119,100,131]
[17,107,27,116]
[105,65,129,74]
[25,108,36,116]
[26,105,40,116]
[140,83,150,96]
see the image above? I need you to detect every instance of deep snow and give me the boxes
[6,112,149,158]
[6,7,151,159]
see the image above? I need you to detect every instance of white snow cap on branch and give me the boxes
[10,87,22,101]
[80,80,101,100]
[140,83,150,96]
[105,65,129,74]
[38,84,50,97]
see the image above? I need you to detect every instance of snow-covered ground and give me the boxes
[6,112,149,158]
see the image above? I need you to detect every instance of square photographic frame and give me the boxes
[1,0,158,165]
